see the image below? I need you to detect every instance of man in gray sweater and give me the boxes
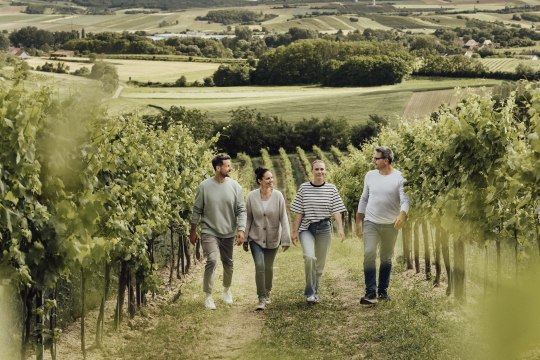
[190,153,247,310]
[355,146,409,305]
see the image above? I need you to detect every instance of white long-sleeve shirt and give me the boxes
[357,169,409,224]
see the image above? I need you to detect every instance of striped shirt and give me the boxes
[291,182,346,231]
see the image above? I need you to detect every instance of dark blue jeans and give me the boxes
[250,241,278,299]
[363,220,398,296]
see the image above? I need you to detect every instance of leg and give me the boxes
[263,247,278,295]
[299,230,316,297]
[313,226,332,296]
[201,234,219,294]
[363,221,380,296]
[378,225,398,296]
[250,241,266,299]
[217,237,235,289]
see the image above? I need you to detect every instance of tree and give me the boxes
[89,62,119,93]
[0,32,9,50]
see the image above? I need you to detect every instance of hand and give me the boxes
[282,245,290,252]
[189,229,198,245]
[355,223,363,239]
[235,230,246,246]
[394,212,406,230]
[292,232,299,246]
[338,228,345,242]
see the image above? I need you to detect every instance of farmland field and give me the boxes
[114,77,502,123]
[25,57,220,83]
[402,87,492,120]
[480,57,540,72]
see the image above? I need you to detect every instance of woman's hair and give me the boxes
[312,159,325,169]
[254,167,269,184]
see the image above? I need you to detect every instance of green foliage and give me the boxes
[197,9,277,25]
[416,55,488,78]
[278,148,296,204]
[233,152,255,194]
[36,62,70,74]
[252,39,413,86]
[322,55,412,86]
[212,64,251,86]
[0,69,215,355]
[89,62,119,93]
[333,82,538,250]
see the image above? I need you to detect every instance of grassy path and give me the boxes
[107,237,387,359]
[54,234,473,360]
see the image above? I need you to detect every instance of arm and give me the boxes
[394,177,409,230]
[189,184,204,245]
[333,211,345,242]
[279,194,291,250]
[356,175,369,238]
[355,212,365,238]
[235,185,247,245]
[291,212,302,246]
[243,195,253,251]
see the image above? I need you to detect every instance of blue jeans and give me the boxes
[363,220,398,296]
[300,220,332,297]
[250,241,278,299]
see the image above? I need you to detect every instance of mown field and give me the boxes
[113,77,502,123]
[25,57,220,83]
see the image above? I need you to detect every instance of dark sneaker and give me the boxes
[378,292,391,301]
[360,293,377,305]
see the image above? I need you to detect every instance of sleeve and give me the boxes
[278,193,291,246]
[357,173,369,214]
[245,193,253,241]
[399,176,410,214]
[290,185,304,214]
[191,183,204,224]
[235,184,247,231]
[331,186,346,214]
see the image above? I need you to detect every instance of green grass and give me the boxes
[115,77,502,123]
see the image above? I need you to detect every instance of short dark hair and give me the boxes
[254,167,269,185]
[212,153,231,170]
[375,146,394,164]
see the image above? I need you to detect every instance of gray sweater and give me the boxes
[191,177,246,238]
[245,189,291,249]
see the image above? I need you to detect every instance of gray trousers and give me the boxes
[201,233,234,294]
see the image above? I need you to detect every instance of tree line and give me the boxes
[144,106,389,157]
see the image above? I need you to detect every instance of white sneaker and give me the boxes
[265,292,271,304]
[306,295,318,304]
[204,295,216,310]
[223,287,233,305]
[255,298,266,311]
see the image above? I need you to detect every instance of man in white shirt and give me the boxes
[355,146,409,305]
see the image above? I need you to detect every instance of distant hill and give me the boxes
[71,0,358,10]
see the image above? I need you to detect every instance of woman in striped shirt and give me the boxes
[291,159,346,304]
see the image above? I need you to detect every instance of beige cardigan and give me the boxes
[245,189,291,249]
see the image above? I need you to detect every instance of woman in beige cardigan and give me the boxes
[244,167,291,311]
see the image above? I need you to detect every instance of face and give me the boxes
[258,171,273,188]
[312,161,326,180]
[372,151,387,169]
[216,159,232,177]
